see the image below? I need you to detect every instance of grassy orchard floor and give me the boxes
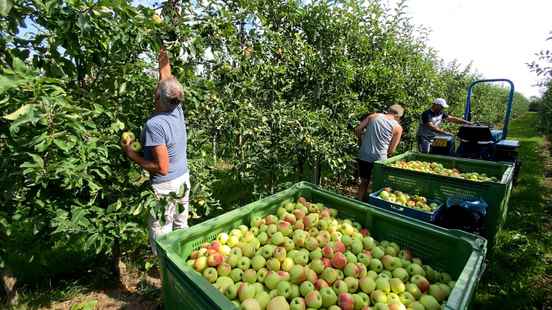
[6,113,551,309]
[474,112,552,309]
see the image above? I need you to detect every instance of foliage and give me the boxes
[528,30,552,133]
[0,0,529,286]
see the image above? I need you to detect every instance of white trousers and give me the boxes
[149,173,190,254]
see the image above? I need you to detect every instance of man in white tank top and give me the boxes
[354,104,404,201]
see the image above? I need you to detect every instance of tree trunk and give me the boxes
[312,156,321,185]
[2,269,18,305]
[111,237,129,290]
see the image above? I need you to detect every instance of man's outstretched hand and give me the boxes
[159,48,171,80]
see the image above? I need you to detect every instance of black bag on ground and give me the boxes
[435,197,488,235]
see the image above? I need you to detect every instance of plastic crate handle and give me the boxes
[388,203,405,212]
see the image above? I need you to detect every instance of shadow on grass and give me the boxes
[474,113,552,309]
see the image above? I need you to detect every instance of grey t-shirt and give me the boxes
[359,114,399,163]
[141,104,188,184]
[416,109,448,141]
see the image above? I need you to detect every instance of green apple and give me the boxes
[289,297,306,310]
[217,263,232,277]
[405,283,422,299]
[379,270,392,278]
[322,268,338,285]
[407,263,425,277]
[282,257,295,272]
[261,245,276,259]
[230,268,244,282]
[357,253,371,266]
[332,279,348,295]
[389,278,405,294]
[238,257,251,270]
[267,296,289,310]
[305,290,322,309]
[351,239,363,254]
[251,255,266,271]
[293,251,309,266]
[284,237,295,251]
[257,232,269,245]
[370,290,387,304]
[121,131,135,142]
[238,283,256,302]
[272,232,285,245]
[290,284,300,299]
[274,246,287,261]
[194,256,208,272]
[256,291,271,309]
[241,298,261,310]
[309,258,325,274]
[391,267,409,282]
[277,280,292,299]
[341,235,352,247]
[362,236,376,250]
[420,294,441,310]
[387,292,401,304]
[344,252,357,264]
[241,242,256,258]
[409,301,425,310]
[372,246,385,259]
[265,271,281,290]
[309,248,323,260]
[300,281,315,297]
[225,282,240,300]
[215,276,234,292]
[375,277,390,293]
[370,258,383,272]
[257,268,269,282]
[359,276,376,294]
[366,270,378,280]
[429,283,448,302]
[267,258,281,271]
[320,287,337,307]
[398,291,416,305]
[130,141,142,152]
[243,269,257,284]
[344,277,359,293]
[203,267,218,283]
[289,265,306,284]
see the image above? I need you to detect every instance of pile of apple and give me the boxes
[377,188,439,213]
[389,160,498,182]
[187,197,455,310]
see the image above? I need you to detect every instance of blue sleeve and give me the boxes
[144,120,166,147]
[421,110,431,124]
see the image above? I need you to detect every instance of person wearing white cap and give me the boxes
[416,98,472,153]
[355,104,404,201]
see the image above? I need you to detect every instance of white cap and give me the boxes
[433,98,449,108]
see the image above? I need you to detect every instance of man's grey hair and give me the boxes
[158,77,184,109]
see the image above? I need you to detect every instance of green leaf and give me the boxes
[0,0,13,17]
[3,104,33,121]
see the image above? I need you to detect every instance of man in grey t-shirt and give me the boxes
[416,98,472,153]
[355,104,404,201]
[121,49,190,254]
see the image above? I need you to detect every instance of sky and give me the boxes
[390,0,552,98]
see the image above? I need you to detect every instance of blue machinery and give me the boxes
[430,79,521,181]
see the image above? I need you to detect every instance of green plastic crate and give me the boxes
[371,151,514,248]
[156,182,486,310]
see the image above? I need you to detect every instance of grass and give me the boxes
[474,112,552,309]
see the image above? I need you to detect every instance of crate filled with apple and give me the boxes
[186,197,455,310]
[389,160,498,182]
[368,187,443,223]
